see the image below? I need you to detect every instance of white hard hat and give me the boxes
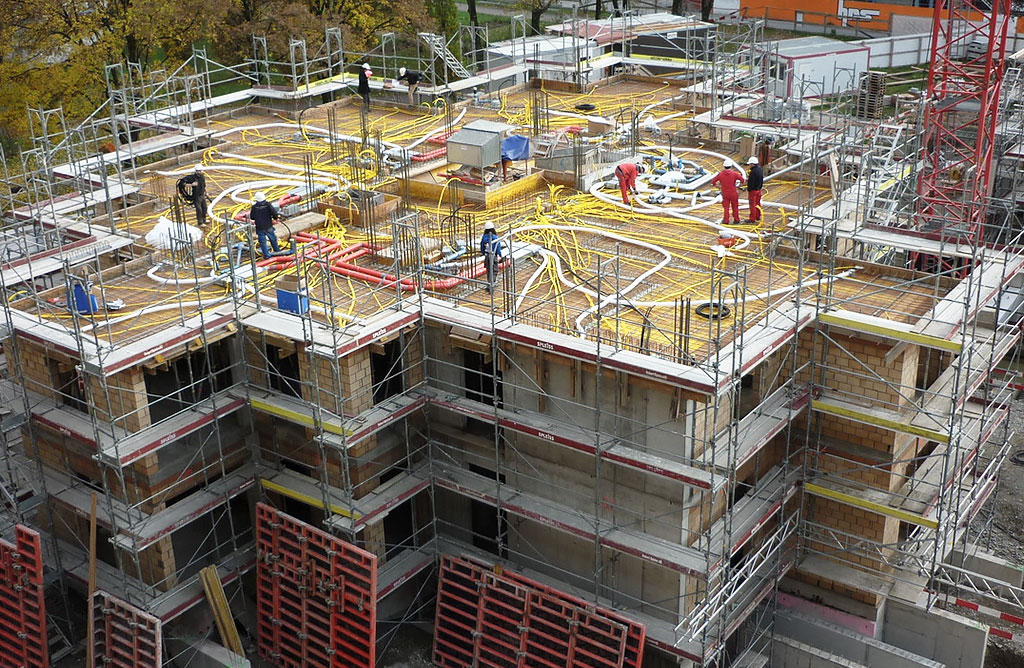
[399,67,407,76]
[483,221,495,230]
[723,159,732,168]
[636,161,646,173]
[362,62,371,70]
[747,156,759,165]
[720,230,735,238]
[194,163,203,171]
[254,192,266,202]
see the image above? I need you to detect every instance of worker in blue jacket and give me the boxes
[480,221,503,294]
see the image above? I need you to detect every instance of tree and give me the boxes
[425,0,459,37]
[702,0,714,21]
[522,0,555,34]
[2,0,226,148]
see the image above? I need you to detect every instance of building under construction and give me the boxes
[2,5,1024,668]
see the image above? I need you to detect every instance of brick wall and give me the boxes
[299,348,372,415]
[89,367,151,432]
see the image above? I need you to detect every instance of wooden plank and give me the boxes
[804,479,939,529]
[820,309,963,352]
[811,395,949,443]
[200,566,245,655]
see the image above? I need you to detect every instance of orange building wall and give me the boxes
[740,1,1024,41]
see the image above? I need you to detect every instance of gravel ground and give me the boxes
[974,395,1024,666]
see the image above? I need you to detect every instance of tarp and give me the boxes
[144,216,203,249]
[501,135,531,161]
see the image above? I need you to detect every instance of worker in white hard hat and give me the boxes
[249,191,282,258]
[175,163,209,227]
[479,221,503,295]
[745,156,764,224]
[357,62,373,111]
[397,67,422,106]
[710,158,746,225]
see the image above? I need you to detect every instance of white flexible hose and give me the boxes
[405,108,468,151]
[512,253,552,315]
[208,122,403,149]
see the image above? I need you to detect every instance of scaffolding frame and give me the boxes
[1,10,1024,668]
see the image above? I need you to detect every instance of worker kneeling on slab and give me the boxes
[397,67,422,106]
[711,159,746,225]
[614,160,645,205]
[480,221,503,295]
[250,192,283,258]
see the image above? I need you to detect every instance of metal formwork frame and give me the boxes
[434,555,645,668]
[90,590,161,668]
[0,526,48,668]
[256,503,377,668]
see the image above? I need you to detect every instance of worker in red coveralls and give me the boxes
[614,161,645,204]
[710,159,746,225]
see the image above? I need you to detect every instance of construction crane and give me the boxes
[913,0,1011,274]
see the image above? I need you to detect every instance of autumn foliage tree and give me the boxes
[0,0,437,149]
[2,0,226,149]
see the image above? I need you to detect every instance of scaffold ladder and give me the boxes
[418,33,472,79]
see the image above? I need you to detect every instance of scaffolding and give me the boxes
[1,8,1023,668]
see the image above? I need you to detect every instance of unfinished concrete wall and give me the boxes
[776,609,944,668]
[882,599,988,668]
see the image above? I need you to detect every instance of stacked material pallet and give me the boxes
[856,71,887,120]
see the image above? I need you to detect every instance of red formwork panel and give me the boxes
[0,525,48,668]
[432,555,483,667]
[255,503,377,668]
[90,590,162,668]
[504,570,644,668]
[434,556,645,668]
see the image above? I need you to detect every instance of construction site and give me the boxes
[2,3,1024,668]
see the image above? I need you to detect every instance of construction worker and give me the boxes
[357,63,372,110]
[480,221,503,294]
[250,192,282,258]
[397,67,422,106]
[176,164,208,227]
[746,156,764,223]
[614,161,644,205]
[711,159,746,225]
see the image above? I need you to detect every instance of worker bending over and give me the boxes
[397,67,422,106]
[176,164,209,227]
[357,63,372,110]
[746,156,764,223]
[614,161,645,204]
[250,192,283,258]
[480,221,503,295]
[711,160,746,225]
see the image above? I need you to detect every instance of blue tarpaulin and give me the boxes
[501,135,531,161]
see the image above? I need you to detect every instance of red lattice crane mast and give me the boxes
[914,0,1011,272]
